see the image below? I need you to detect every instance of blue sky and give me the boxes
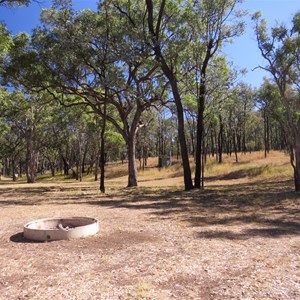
[0,0,299,88]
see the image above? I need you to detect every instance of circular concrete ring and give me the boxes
[23,217,99,242]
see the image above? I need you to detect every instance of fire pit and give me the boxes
[23,217,99,241]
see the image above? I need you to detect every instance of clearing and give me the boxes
[0,151,299,299]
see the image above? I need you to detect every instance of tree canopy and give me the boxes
[0,0,299,192]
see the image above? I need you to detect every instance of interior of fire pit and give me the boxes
[23,217,99,241]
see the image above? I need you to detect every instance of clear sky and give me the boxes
[0,0,299,89]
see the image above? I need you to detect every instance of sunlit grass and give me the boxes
[0,151,293,188]
[204,151,292,180]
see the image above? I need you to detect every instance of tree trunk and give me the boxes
[294,132,300,191]
[94,151,99,181]
[99,100,107,193]
[26,127,36,183]
[127,134,138,187]
[145,0,193,190]
[266,114,270,154]
[233,131,239,163]
[81,145,88,174]
[12,158,17,182]
[263,109,270,158]
[242,103,247,153]
[62,156,69,175]
[218,115,224,164]
[195,79,205,188]
[210,127,215,157]
[50,163,55,177]
[159,65,193,190]
[195,42,212,188]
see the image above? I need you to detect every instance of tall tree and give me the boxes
[145,0,194,190]
[253,11,300,191]
[188,0,244,188]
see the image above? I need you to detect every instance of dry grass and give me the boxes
[101,150,292,189]
[0,151,299,300]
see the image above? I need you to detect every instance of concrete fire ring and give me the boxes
[23,217,99,241]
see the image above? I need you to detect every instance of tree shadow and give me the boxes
[85,179,300,240]
[196,227,298,240]
[1,178,300,240]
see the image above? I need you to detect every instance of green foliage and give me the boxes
[0,0,30,7]
[0,24,13,56]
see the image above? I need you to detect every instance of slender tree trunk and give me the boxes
[210,127,215,157]
[94,149,99,181]
[195,80,205,188]
[100,100,107,193]
[293,131,300,191]
[233,131,239,163]
[12,158,17,182]
[81,145,88,174]
[218,115,224,164]
[263,108,270,158]
[195,42,212,189]
[242,103,247,153]
[201,139,205,188]
[26,127,36,183]
[266,114,270,154]
[263,109,267,158]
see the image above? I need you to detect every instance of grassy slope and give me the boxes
[4,150,291,188]
[103,150,294,189]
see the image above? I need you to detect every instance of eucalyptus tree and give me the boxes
[39,1,163,187]
[145,0,194,190]
[145,0,244,189]
[0,90,25,180]
[186,0,244,188]
[257,79,281,157]
[253,11,300,191]
[190,55,235,163]
[3,0,162,187]
[0,89,46,183]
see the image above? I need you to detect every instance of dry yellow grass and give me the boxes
[1,151,292,190]
[102,150,292,189]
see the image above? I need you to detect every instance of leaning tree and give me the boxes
[253,11,300,191]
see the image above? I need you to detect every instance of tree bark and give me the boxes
[294,130,300,191]
[218,115,224,164]
[99,100,107,193]
[127,133,138,187]
[26,126,36,183]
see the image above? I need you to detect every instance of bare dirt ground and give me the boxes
[0,152,299,299]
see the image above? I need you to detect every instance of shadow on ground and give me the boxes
[85,179,300,240]
[10,232,43,244]
[1,178,300,240]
